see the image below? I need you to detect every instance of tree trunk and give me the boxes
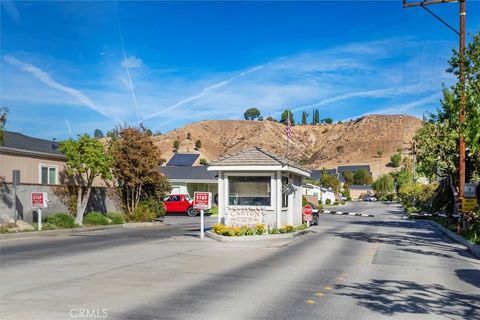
[75,187,92,225]
[448,174,459,217]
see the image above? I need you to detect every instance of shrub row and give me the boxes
[212,223,308,237]
[39,212,126,230]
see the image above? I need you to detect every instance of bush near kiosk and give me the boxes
[212,223,307,237]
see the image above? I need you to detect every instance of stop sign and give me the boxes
[303,205,313,222]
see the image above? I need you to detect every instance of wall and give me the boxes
[0,183,123,223]
[292,175,304,226]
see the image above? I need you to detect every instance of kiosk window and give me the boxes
[228,176,271,206]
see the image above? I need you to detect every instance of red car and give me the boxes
[163,194,198,216]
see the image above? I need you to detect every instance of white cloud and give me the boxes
[3,55,115,120]
[121,56,143,69]
[64,119,72,137]
[140,63,266,122]
[2,37,455,136]
[343,92,443,121]
[1,0,20,25]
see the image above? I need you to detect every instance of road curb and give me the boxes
[205,229,313,242]
[0,222,166,240]
[426,220,480,259]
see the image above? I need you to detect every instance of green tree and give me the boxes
[391,168,414,192]
[399,181,438,211]
[0,106,7,144]
[244,108,261,120]
[322,118,333,124]
[59,134,112,224]
[93,129,104,139]
[301,111,309,125]
[372,174,395,198]
[342,170,354,185]
[110,126,170,215]
[353,169,373,185]
[195,139,202,150]
[280,110,295,125]
[319,169,340,192]
[173,140,180,153]
[376,150,383,158]
[390,153,402,167]
[106,129,119,140]
[413,33,480,214]
[312,109,320,125]
[199,158,208,166]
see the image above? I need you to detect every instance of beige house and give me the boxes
[0,131,66,185]
[0,131,122,223]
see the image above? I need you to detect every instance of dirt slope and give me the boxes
[153,114,422,177]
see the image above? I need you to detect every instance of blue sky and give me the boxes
[1,1,479,140]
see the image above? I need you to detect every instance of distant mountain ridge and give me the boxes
[153,114,423,178]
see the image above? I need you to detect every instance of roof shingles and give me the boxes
[1,131,64,157]
[210,147,310,173]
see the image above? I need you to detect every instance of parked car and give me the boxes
[364,196,378,202]
[163,194,198,216]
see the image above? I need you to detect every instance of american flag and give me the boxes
[286,114,293,139]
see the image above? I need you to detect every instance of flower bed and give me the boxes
[211,223,308,237]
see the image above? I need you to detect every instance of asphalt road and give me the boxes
[1,202,479,320]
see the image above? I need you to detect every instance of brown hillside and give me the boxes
[153,114,423,178]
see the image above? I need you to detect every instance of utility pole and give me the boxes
[403,0,467,200]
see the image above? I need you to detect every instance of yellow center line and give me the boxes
[314,292,325,297]
[306,299,316,304]
[323,286,333,291]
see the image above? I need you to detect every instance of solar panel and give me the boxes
[166,153,200,166]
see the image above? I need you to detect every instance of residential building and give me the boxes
[302,183,336,204]
[0,131,65,185]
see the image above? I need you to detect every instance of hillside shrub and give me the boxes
[325,199,332,205]
[46,213,76,228]
[84,212,109,226]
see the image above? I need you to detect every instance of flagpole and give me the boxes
[286,110,289,161]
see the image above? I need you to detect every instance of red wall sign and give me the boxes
[194,192,212,210]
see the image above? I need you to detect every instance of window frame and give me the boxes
[282,175,289,208]
[39,163,58,185]
[225,172,275,209]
